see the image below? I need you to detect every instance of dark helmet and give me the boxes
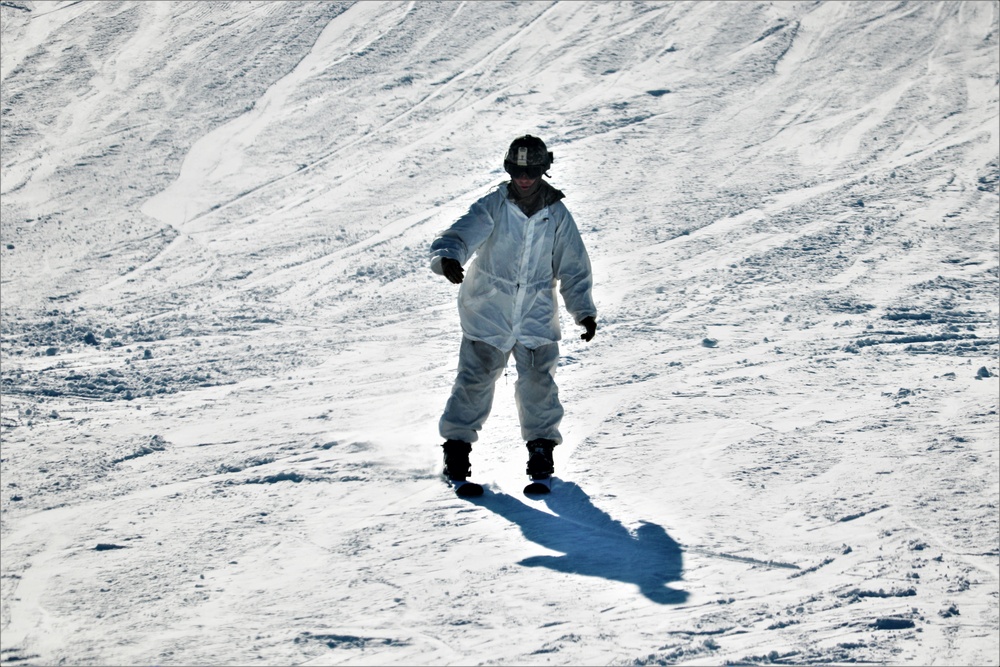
[504,135,554,178]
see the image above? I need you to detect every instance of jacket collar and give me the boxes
[504,180,565,218]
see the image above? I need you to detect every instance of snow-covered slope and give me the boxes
[2,1,998,665]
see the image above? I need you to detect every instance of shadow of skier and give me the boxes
[472,481,689,604]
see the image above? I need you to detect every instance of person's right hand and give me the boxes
[441,257,464,284]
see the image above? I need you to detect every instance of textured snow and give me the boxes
[1,1,998,665]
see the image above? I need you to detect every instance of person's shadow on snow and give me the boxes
[472,481,689,604]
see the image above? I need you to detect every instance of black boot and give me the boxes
[442,440,483,497]
[524,438,556,494]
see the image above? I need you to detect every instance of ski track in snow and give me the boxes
[1,1,998,665]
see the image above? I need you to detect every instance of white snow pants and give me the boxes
[439,337,563,445]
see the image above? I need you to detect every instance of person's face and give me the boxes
[513,174,538,191]
[505,162,544,190]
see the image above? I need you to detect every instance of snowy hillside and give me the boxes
[1,1,998,665]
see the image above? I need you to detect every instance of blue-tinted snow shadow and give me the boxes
[472,480,689,604]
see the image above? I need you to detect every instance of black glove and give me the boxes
[580,316,597,342]
[440,257,464,284]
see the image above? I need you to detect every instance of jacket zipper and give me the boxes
[512,208,543,327]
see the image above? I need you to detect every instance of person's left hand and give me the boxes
[580,316,597,342]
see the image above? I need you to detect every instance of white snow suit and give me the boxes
[431,183,596,444]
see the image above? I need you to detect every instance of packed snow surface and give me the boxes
[1,1,998,665]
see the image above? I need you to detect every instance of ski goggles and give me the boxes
[504,162,545,179]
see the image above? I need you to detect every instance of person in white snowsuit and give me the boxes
[430,135,597,496]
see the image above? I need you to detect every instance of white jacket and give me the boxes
[430,184,596,351]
